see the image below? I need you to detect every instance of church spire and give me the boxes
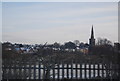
[89,25,95,47]
[91,25,94,39]
[89,25,95,53]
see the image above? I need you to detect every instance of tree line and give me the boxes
[2,38,120,64]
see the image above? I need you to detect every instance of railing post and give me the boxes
[58,62,60,80]
[89,63,91,79]
[43,64,46,79]
[71,61,73,79]
[2,64,5,79]
[23,62,25,79]
[13,61,15,79]
[53,65,55,80]
[33,63,36,79]
[62,62,64,79]
[97,64,100,77]
[19,61,22,79]
[29,62,31,79]
[84,63,87,79]
[8,63,11,79]
[93,63,95,78]
[67,63,69,79]
[80,63,82,79]
[101,64,104,78]
[75,62,78,79]
[16,61,19,79]
[38,62,41,79]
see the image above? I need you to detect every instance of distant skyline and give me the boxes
[2,2,118,44]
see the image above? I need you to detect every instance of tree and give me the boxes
[64,41,76,49]
[91,38,118,78]
[92,38,116,63]
[96,37,112,45]
[73,40,80,46]
[53,42,60,48]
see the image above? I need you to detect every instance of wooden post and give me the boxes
[8,63,11,79]
[22,62,25,79]
[25,62,27,79]
[93,64,95,78]
[33,64,36,79]
[19,61,22,79]
[16,61,18,79]
[38,62,41,79]
[62,62,64,79]
[75,62,78,79]
[67,63,69,79]
[97,64,100,77]
[106,63,110,78]
[43,64,46,79]
[29,62,31,79]
[80,64,82,79]
[89,64,91,79]
[21,61,24,79]
[53,65,55,80]
[2,64,5,79]
[84,63,87,79]
[58,63,60,80]
[102,64,104,78]
[71,61,73,79]
[12,61,15,79]
[26,62,29,79]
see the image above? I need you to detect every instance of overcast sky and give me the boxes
[2,2,118,44]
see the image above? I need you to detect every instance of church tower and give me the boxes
[89,25,95,52]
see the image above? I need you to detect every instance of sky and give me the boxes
[2,2,118,44]
[1,0,119,2]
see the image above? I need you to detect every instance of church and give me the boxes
[78,25,96,54]
[89,25,95,53]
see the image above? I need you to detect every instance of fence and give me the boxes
[2,61,119,80]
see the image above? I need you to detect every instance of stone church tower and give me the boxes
[89,25,95,52]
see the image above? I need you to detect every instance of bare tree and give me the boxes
[38,54,59,79]
[96,37,112,45]
[73,40,80,46]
